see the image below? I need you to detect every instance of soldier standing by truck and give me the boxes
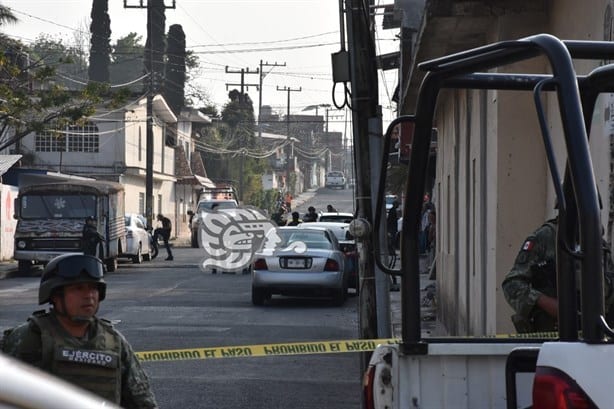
[502,216,614,332]
[81,216,104,257]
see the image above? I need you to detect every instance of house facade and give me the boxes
[394,0,614,335]
[17,94,211,239]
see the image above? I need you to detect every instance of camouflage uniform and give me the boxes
[502,218,614,332]
[2,310,158,408]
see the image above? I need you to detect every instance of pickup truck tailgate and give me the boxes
[368,342,542,409]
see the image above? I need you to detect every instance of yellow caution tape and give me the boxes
[135,332,559,362]
[136,338,400,362]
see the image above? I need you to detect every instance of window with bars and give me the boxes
[35,123,99,152]
[34,129,65,152]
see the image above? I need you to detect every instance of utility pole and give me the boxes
[345,0,384,377]
[276,86,302,193]
[124,0,176,229]
[225,66,259,202]
[259,60,286,138]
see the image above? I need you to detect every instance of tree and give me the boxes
[0,11,125,153]
[163,24,185,115]
[88,0,111,83]
[110,32,144,89]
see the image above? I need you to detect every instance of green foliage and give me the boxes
[0,26,125,152]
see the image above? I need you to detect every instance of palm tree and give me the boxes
[0,4,17,26]
[0,4,17,42]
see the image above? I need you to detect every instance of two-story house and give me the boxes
[17,93,211,239]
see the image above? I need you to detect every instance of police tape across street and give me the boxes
[135,332,559,363]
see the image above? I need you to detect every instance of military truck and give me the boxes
[13,180,125,273]
[365,34,614,408]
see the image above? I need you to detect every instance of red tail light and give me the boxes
[324,259,339,271]
[533,367,596,409]
[362,365,376,409]
[253,258,267,270]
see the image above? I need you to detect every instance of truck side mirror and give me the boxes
[13,197,19,219]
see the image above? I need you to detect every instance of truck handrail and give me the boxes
[398,33,609,349]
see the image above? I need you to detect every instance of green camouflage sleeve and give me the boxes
[1,322,43,368]
[502,223,556,318]
[118,333,159,409]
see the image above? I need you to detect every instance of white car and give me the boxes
[122,213,154,263]
[0,353,121,409]
[317,212,354,223]
[251,226,349,306]
[299,221,358,290]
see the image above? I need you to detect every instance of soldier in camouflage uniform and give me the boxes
[1,253,158,408]
[502,218,614,333]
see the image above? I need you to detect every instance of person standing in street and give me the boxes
[303,206,318,222]
[1,253,159,408]
[154,214,173,261]
[81,216,104,257]
[286,211,301,226]
[327,204,337,212]
[387,200,400,291]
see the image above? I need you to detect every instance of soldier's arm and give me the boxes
[502,230,550,318]
[118,334,159,409]
[1,322,44,368]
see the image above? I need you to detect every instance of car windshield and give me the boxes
[20,194,97,219]
[274,229,332,250]
[124,216,131,226]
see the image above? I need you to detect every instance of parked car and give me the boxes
[325,171,346,189]
[299,221,358,291]
[121,213,154,263]
[0,353,121,409]
[251,226,349,306]
[317,212,355,223]
[190,199,239,248]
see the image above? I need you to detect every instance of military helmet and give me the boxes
[39,254,106,305]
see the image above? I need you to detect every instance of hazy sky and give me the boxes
[2,0,398,135]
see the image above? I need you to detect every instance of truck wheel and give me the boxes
[106,258,118,272]
[17,260,32,275]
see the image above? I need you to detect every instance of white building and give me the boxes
[17,94,211,239]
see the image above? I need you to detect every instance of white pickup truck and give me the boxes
[365,34,614,409]
[325,171,346,189]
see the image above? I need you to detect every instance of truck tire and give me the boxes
[17,260,32,275]
[106,257,118,272]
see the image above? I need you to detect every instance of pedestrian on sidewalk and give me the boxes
[284,191,293,212]
[1,254,159,408]
[154,214,173,261]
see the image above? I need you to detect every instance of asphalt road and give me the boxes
[0,200,364,409]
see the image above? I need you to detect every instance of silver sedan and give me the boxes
[251,226,348,306]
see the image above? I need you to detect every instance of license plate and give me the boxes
[282,258,311,269]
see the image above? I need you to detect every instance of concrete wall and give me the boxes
[430,4,614,335]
